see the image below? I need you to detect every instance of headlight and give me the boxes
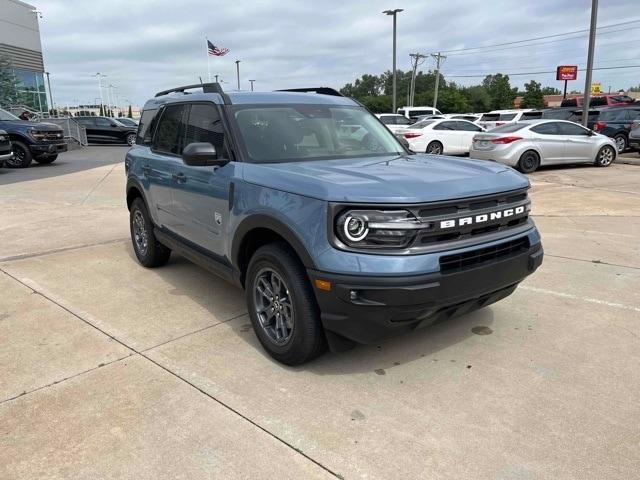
[335,209,422,249]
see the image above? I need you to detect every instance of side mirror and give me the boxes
[182,142,227,167]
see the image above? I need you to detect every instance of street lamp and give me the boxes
[383,8,403,113]
[235,60,241,90]
[44,72,54,114]
[249,79,255,91]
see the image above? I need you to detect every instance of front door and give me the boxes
[169,103,232,257]
[530,122,566,163]
[558,122,595,161]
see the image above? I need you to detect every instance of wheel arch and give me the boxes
[126,178,147,211]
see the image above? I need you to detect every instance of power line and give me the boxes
[444,64,640,78]
[439,19,640,54]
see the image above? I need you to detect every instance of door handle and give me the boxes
[172,172,187,183]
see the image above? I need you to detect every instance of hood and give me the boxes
[0,119,62,131]
[242,154,529,203]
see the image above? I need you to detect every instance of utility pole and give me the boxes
[249,79,255,91]
[44,72,54,114]
[431,52,446,108]
[92,73,106,115]
[581,0,598,127]
[235,60,241,90]
[408,53,427,107]
[383,9,403,113]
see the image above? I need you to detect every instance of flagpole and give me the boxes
[205,36,211,82]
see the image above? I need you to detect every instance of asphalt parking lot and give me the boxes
[1,146,639,479]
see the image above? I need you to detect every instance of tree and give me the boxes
[127,104,133,118]
[541,86,561,95]
[0,55,21,107]
[521,80,546,109]
[461,85,491,112]
[437,88,471,113]
[482,74,517,110]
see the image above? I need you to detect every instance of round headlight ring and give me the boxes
[343,215,369,242]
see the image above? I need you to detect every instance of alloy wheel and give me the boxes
[598,146,614,166]
[127,134,136,146]
[614,136,626,153]
[253,268,294,345]
[427,143,442,154]
[132,210,149,256]
[7,145,25,167]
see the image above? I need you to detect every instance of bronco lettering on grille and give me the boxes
[439,205,526,229]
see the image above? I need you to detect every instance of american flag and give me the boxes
[207,40,229,56]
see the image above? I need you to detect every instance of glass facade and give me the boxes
[11,68,48,112]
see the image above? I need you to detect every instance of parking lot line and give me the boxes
[520,285,640,313]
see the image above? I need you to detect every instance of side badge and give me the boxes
[214,212,222,226]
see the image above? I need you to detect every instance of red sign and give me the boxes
[556,65,578,81]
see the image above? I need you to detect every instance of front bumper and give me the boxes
[309,240,543,344]
[29,142,67,156]
[0,151,13,165]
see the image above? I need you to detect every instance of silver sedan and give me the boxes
[469,120,617,173]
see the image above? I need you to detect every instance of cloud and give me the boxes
[34,0,640,106]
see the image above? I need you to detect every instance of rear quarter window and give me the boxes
[137,108,158,145]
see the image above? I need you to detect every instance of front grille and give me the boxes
[439,237,530,273]
[38,132,64,141]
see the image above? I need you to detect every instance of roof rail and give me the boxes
[276,87,344,97]
[154,82,231,104]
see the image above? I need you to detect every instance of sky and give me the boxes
[34,0,640,107]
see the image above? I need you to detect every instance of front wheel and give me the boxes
[126,133,136,146]
[129,198,171,267]
[613,134,627,153]
[35,154,58,165]
[246,243,326,365]
[595,145,615,167]
[6,141,32,168]
[516,150,540,173]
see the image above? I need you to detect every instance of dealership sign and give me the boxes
[556,65,578,81]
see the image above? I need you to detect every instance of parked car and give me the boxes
[397,118,485,154]
[416,114,482,123]
[0,107,67,168]
[125,83,543,364]
[112,117,139,127]
[397,106,442,122]
[0,129,12,167]
[375,113,412,133]
[568,105,640,153]
[560,94,636,108]
[478,109,540,130]
[629,119,640,151]
[469,120,616,173]
[75,116,137,145]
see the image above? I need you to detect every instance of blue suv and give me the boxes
[125,83,543,365]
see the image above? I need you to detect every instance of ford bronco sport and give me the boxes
[125,83,543,365]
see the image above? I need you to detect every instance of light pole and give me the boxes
[44,71,54,114]
[581,0,598,127]
[383,9,403,113]
[92,73,106,115]
[235,60,241,90]
[249,79,255,91]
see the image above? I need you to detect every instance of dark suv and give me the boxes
[569,105,640,152]
[0,107,67,168]
[75,116,137,145]
[125,83,543,365]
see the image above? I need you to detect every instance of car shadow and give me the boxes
[126,243,495,375]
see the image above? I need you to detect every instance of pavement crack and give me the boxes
[78,163,119,206]
[0,238,129,263]
[544,253,640,271]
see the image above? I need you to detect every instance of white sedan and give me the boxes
[398,118,485,155]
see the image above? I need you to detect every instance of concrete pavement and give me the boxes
[1,147,639,479]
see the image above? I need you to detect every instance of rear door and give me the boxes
[94,117,118,143]
[454,120,484,153]
[529,122,566,163]
[432,120,462,153]
[557,121,595,161]
[170,103,234,257]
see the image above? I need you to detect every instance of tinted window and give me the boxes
[95,117,112,127]
[561,99,578,107]
[499,113,517,121]
[408,120,436,129]
[396,116,411,125]
[600,109,638,122]
[76,118,95,126]
[558,122,589,136]
[541,109,573,120]
[531,122,560,135]
[591,97,607,106]
[433,121,457,130]
[379,116,394,125]
[455,121,482,132]
[397,109,405,116]
[521,112,543,120]
[153,105,186,155]
[137,108,158,145]
[480,113,499,122]
[184,103,225,154]
[490,123,527,133]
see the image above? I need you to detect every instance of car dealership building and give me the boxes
[0,0,48,112]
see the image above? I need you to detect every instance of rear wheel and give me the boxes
[516,150,540,173]
[426,141,443,155]
[246,243,327,365]
[34,154,58,165]
[6,141,32,168]
[613,134,627,153]
[129,198,171,267]
[126,133,136,146]
[595,145,615,167]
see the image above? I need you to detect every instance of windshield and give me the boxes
[232,105,405,163]
[0,108,19,121]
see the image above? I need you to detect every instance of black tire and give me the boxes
[426,141,443,155]
[613,134,627,153]
[595,145,616,167]
[516,150,540,173]
[129,198,171,268]
[246,242,327,365]
[34,154,58,165]
[126,133,136,146]
[6,141,32,168]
